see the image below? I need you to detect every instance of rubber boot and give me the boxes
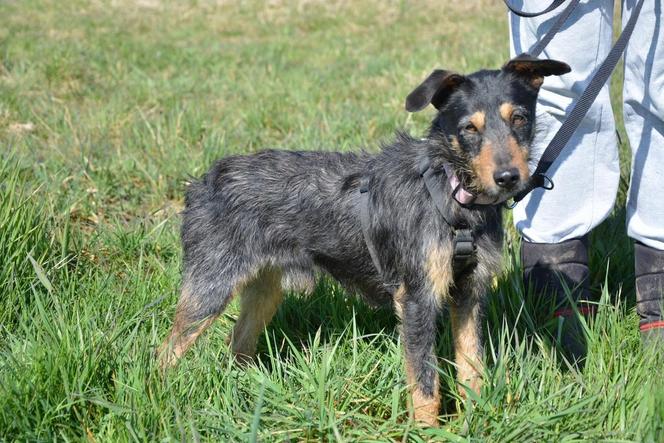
[521,236,593,364]
[634,241,664,346]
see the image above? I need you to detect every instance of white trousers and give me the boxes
[509,0,664,250]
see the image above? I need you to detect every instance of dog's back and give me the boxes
[181,149,385,299]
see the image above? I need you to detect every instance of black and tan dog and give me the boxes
[158,55,570,426]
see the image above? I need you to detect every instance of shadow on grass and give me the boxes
[249,203,636,416]
[258,277,467,416]
[262,278,399,357]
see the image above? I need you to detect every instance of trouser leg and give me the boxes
[509,1,617,359]
[622,0,664,344]
[509,0,618,242]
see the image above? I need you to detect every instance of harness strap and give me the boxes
[452,228,476,272]
[418,158,478,273]
[358,160,479,283]
[359,176,386,278]
[418,158,458,221]
[510,0,645,203]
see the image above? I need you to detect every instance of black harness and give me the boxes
[417,158,477,273]
[358,158,480,288]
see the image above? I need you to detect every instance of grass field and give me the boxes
[1,0,663,440]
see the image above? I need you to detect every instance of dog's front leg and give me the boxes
[397,284,441,426]
[449,293,483,398]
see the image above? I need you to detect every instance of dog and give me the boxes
[158,54,570,426]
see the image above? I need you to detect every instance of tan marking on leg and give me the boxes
[471,142,496,191]
[159,317,217,370]
[507,135,530,182]
[469,111,486,132]
[499,102,514,123]
[393,284,406,321]
[230,267,283,363]
[450,301,483,398]
[158,284,219,370]
[395,285,439,426]
[405,354,440,427]
[426,244,453,305]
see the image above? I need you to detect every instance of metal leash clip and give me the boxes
[509,173,554,206]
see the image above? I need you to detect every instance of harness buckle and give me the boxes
[453,228,476,270]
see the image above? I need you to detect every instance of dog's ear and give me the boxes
[503,53,571,89]
[405,70,466,112]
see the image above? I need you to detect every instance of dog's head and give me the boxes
[406,54,570,202]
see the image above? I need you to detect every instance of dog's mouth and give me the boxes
[465,157,531,203]
[486,181,530,202]
[443,142,532,204]
[460,170,531,204]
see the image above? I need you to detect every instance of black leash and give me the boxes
[506,0,646,203]
[504,0,581,57]
[503,0,566,18]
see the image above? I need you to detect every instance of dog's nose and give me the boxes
[493,168,520,188]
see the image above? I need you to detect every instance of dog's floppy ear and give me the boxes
[503,53,571,89]
[405,70,466,112]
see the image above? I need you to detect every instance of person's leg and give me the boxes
[521,235,591,359]
[622,0,664,345]
[509,0,618,360]
[509,0,618,242]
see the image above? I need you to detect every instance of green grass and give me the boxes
[1,0,662,440]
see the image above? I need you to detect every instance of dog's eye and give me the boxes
[511,114,527,127]
[463,123,478,133]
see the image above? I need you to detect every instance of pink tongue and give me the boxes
[449,174,476,205]
[443,163,497,205]
[443,163,476,205]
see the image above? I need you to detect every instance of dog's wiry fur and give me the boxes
[158,55,571,426]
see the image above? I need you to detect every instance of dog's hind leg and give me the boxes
[229,266,283,363]
[158,283,223,370]
[158,268,247,370]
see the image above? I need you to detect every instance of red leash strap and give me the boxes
[640,320,664,332]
